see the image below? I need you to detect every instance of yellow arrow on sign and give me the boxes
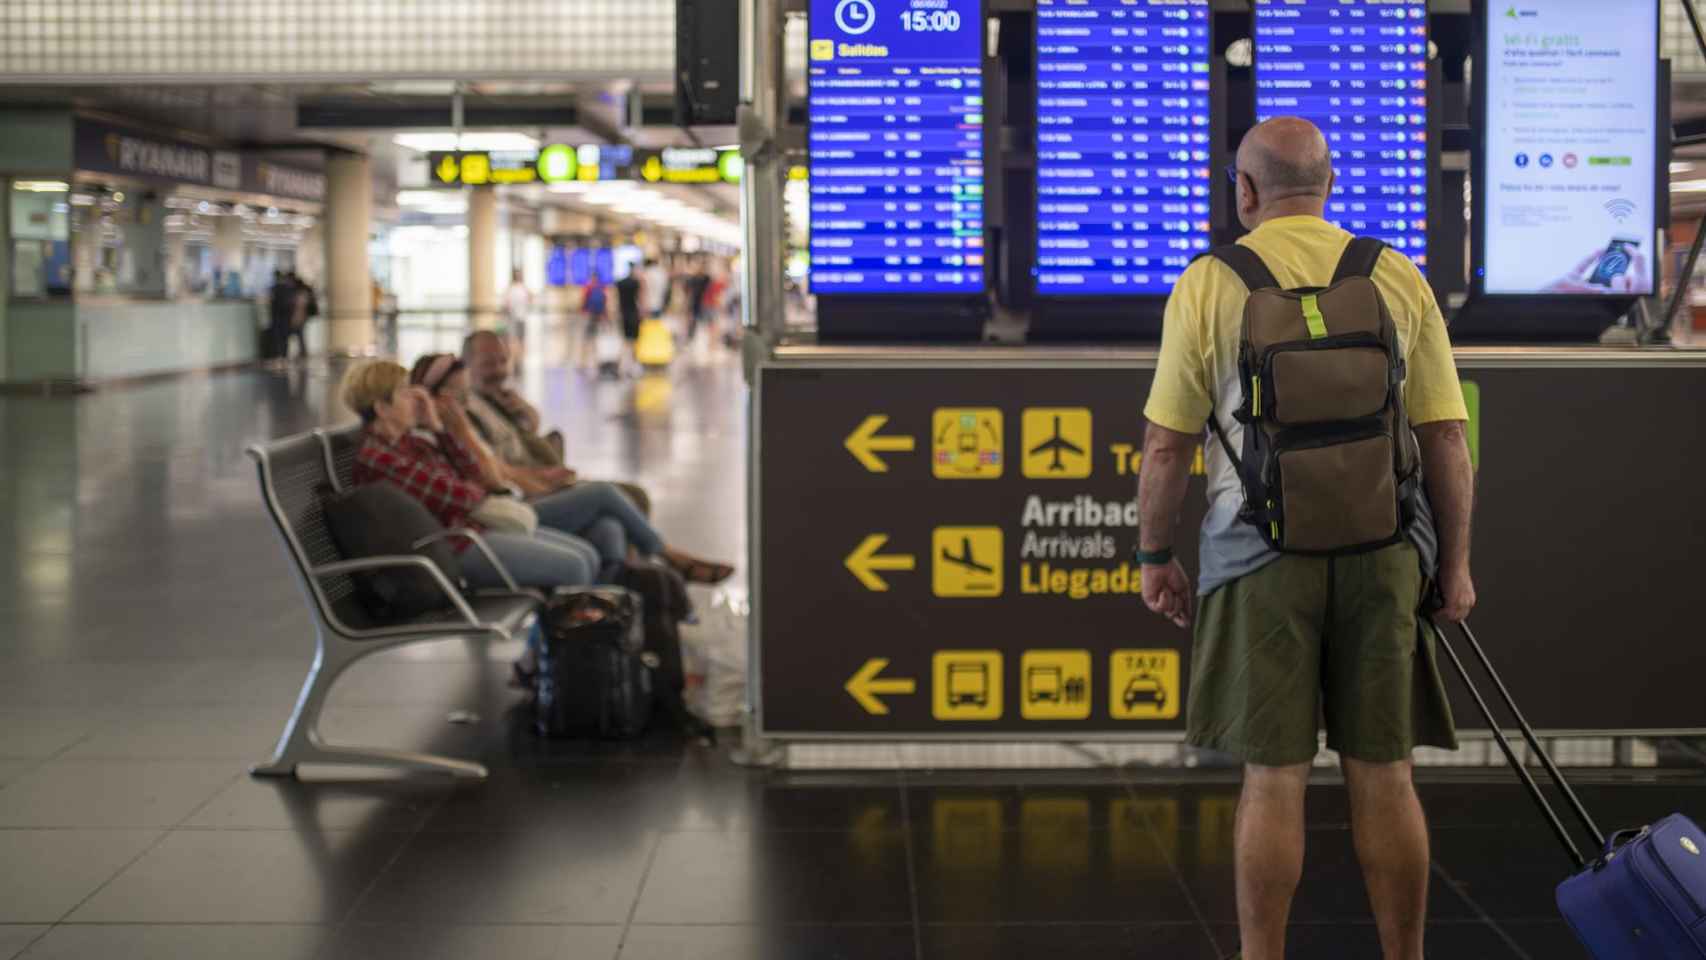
[845,534,916,592]
[845,415,916,473]
[846,657,916,715]
[436,155,460,183]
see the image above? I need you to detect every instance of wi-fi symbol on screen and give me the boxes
[1604,199,1637,222]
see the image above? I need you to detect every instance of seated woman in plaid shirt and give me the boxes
[407,353,733,585]
[341,360,731,591]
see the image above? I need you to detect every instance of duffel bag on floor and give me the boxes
[534,587,653,739]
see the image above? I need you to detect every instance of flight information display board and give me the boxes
[1034,0,1213,297]
[808,0,986,296]
[1254,0,1430,270]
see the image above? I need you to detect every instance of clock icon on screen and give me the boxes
[835,0,877,35]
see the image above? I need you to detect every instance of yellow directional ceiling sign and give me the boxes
[845,415,916,473]
[845,657,917,715]
[641,155,664,183]
[845,534,916,592]
[425,151,536,187]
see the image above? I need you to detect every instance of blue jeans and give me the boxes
[529,481,665,577]
[460,528,600,592]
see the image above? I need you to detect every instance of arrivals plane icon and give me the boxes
[940,536,995,576]
[1028,415,1085,472]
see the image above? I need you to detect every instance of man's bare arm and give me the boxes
[1415,420,1476,622]
[1137,420,1200,628]
[1138,421,1198,552]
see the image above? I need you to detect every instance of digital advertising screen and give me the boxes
[807,0,986,296]
[1479,0,1659,296]
[1033,0,1213,297]
[1254,0,1431,270]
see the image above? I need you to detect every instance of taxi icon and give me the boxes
[1122,672,1167,712]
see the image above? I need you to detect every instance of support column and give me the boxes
[324,151,374,354]
[213,213,245,296]
[469,185,498,329]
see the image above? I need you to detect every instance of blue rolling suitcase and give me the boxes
[1431,618,1706,958]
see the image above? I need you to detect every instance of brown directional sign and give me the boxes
[756,358,1706,740]
[757,364,1207,737]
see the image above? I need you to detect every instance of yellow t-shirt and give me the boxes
[1144,214,1468,436]
[1145,215,1466,593]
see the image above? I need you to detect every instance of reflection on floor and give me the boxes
[0,334,1701,959]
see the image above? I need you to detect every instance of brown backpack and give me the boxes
[1204,237,1420,555]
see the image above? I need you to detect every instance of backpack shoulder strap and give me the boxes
[1332,237,1388,284]
[1198,244,1280,292]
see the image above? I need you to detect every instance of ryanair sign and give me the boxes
[75,118,326,203]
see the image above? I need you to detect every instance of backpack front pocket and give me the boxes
[1275,432,1399,552]
[1266,342,1390,427]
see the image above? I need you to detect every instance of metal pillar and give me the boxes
[738,0,787,378]
[734,0,786,768]
[1662,0,1706,342]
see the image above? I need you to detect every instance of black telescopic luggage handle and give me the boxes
[1427,616,1608,870]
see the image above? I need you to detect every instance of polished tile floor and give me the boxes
[1,333,1703,959]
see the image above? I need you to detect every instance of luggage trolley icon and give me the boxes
[946,662,990,708]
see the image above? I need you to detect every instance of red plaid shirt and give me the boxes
[353,427,489,532]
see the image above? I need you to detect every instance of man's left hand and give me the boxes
[1141,559,1194,629]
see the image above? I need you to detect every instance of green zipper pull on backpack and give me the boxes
[1300,293,1327,340]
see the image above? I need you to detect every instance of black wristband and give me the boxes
[1132,545,1174,566]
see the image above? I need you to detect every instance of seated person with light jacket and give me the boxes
[461,330,652,516]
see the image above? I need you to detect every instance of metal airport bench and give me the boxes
[247,423,541,780]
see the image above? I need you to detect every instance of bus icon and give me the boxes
[947,662,989,707]
[933,652,1003,720]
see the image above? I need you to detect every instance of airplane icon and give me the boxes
[1027,415,1085,472]
[931,527,1004,598]
[1021,408,1093,479]
[941,536,995,576]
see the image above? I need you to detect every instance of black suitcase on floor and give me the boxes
[1429,616,1706,958]
[535,587,653,739]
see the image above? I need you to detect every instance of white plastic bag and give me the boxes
[678,588,749,727]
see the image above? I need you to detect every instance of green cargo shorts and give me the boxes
[1185,543,1458,766]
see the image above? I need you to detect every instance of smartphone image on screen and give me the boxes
[1585,236,1641,288]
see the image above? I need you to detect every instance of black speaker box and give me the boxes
[676,0,741,126]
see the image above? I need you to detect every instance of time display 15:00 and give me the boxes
[899,9,963,31]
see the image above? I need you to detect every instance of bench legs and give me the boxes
[251,628,489,781]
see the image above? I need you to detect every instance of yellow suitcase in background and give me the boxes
[635,318,675,368]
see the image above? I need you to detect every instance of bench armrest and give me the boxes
[311,555,480,626]
[413,528,523,593]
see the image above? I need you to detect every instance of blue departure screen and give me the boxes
[1254,0,1429,270]
[1034,0,1212,296]
[808,0,985,295]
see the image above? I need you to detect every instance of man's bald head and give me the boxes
[462,329,504,362]
[462,329,510,390]
[1236,117,1334,201]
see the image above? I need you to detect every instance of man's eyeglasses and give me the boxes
[1224,164,1242,185]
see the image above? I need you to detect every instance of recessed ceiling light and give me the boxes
[393,132,540,154]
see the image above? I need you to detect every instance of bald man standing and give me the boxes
[1135,118,1477,960]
